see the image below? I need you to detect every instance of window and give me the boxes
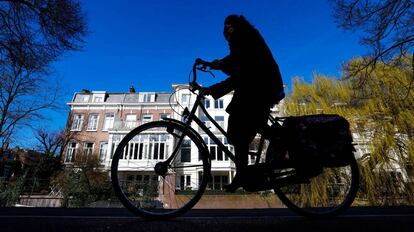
[209,140,224,161]
[145,94,154,102]
[200,115,212,129]
[122,134,168,160]
[181,94,191,104]
[103,113,115,130]
[214,99,224,109]
[110,142,118,159]
[83,142,94,158]
[87,114,99,131]
[71,114,84,131]
[125,114,137,128]
[202,99,210,109]
[94,96,103,102]
[81,95,89,102]
[142,114,152,123]
[140,93,155,102]
[179,175,192,190]
[143,94,150,102]
[215,116,225,130]
[160,113,170,120]
[203,137,230,161]
[65,142,77,162]
[213,175,229,190]
[151,134,167,160]
[181,140,191,162]
[146,93,154,102]
[99,142,108,161]
[187,176,191,188]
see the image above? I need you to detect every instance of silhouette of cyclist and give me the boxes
[201,15,285,192]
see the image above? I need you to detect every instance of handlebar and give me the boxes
[190,58,215,93]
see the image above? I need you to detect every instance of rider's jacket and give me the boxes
[208,26,284,114]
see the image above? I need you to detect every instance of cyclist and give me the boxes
[202,15,285,192]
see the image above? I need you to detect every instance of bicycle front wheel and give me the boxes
[111,121,211,219]
[274,155,359,218]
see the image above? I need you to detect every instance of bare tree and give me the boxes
[331,0,414,92]
[0,66,59,144]
[35,128,63,157]
[0,0,87,147]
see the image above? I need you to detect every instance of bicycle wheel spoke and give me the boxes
[275,156,359,217]
[111,121,210,219]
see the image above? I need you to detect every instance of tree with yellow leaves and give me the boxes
[283,57,414,205]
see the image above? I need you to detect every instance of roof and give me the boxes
[71,92,174,104]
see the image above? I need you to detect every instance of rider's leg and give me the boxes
[223,141,252,192]
[224,113,259,192]
[223,106,270,192]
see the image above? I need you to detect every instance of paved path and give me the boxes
[1,207,413,232]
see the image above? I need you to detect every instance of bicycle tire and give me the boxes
[274,155,359,218]
[111,120,211,219]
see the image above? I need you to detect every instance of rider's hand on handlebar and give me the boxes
[194,58,210,71]
[195,58,221,70]
[195,58,209,65]
[209,59,222,70]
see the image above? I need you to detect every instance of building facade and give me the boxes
[66,89,172,160]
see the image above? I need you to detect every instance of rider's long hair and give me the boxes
[224,15,263,44]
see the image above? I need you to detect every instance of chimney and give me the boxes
[81,89,91,94]
[129,85,136,93]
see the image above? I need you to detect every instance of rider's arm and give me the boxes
[207,76,235,100]
[210,55,241,77]
[219,56,233,75]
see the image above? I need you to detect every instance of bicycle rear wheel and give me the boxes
[274,155,359,218]
[111,121,210,219]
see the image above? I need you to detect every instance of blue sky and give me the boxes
[27,0,367,146]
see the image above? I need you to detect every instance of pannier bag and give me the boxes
[283,114,355,168]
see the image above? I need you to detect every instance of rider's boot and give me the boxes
[223,176,241,193]
[223,168,246,193]
[224,144,249,193]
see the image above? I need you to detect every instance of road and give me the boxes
[0,207,413,232]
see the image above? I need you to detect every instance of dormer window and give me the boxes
[140,93,156,102]
[94,96,103,102]
[81,95,90,102]
[91,91,106,103]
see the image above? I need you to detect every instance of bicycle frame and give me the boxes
[186,93,236,161]
[162,92,237,167]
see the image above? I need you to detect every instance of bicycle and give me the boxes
[111,59,360,219]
